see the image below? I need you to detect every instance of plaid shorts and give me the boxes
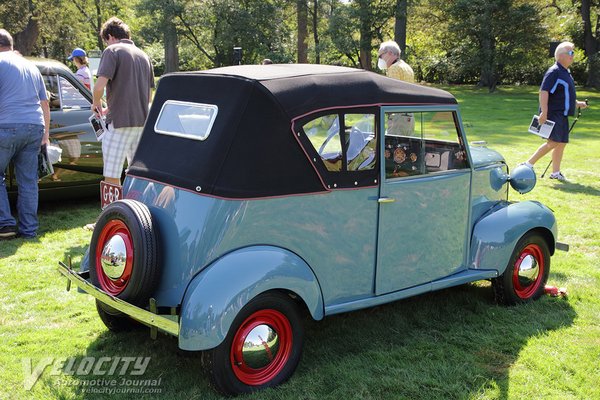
[102,125,143,179]
[57,136,81,159]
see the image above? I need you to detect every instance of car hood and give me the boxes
[469,145,505,168]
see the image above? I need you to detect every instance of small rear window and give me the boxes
[154,100,218,141]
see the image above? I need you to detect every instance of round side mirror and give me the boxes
[509,164,536,194]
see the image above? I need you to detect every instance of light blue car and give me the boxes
[58,64,566,395]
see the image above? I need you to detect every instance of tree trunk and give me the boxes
[95,0,103,50]
[12,0,38,55]
[313,0,320,64]
[477,7,497,92]
[394,0,408,59]
[164,17,179,73]
[297,0,308,63]
[13,17,39,56]
[580,0,600,88]
[358,0,372,70]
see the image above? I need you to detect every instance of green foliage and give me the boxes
[1,86,599,399]
[435,0,547,89]
[2,0,599,85]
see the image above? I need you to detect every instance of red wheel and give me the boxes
[94,220,134,295]
[90,200,160,314]
[512,244,545,299]
[203,292,304,395]
[230,309,293,386]
[492,232,550,305]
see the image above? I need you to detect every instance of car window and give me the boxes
[303,112,377,172]
[346,114,376,171]
[59,76,91,109]
[304,115,342,171]
[384,111,468,179]
[43,75,61,110]
[155,100,218,141]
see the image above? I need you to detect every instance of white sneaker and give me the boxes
[518,162,534,169]
[549,172,567,181]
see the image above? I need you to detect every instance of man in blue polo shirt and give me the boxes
[0,29,50,239]
[522,41,588,181]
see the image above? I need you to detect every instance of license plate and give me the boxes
[100,181,123,209]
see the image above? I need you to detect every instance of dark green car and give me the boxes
[6,58,103,201]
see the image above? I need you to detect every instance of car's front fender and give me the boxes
[178,245,324,351]
[470,201,557,273]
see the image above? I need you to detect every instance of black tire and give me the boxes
[202,292,304,395]
[89,200,160,308]
[492,232,550,305]
[95,300,143,332]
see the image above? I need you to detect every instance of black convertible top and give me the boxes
[128,64,457,199]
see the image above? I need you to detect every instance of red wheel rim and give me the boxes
[230,309,293,386]
[94,220,134,295]
[512,244,545,299]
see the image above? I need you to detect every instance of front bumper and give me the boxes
[57,261,179,337]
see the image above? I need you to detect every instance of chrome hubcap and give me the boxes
[517,254,539,287]
[100,235,128,279]
[241,324,280,369]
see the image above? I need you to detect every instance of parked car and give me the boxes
[58,64,566,395]
[5,58,103,201]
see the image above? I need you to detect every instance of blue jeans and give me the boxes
[0,124,44,237]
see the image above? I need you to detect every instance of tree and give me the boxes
[580,0,600,88]
[440,0,546,91]
[394,0,408,58]
[298,0,308,63]
[137,0,181,73]
[310,0,321,63]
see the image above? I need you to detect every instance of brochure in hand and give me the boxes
[528,115,555,139]
[89,114,107,141]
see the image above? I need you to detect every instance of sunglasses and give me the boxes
[566,50,575,56]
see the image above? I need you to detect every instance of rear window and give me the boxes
[155,100,218,141]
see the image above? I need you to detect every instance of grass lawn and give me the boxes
[1,85,599,400]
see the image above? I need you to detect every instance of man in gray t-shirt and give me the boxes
[93,17,154,188]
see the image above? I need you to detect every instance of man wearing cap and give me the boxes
[68,48,93,90]
[0,29,50,239]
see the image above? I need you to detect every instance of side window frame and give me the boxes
[294,107,380,190]
[380,105,471,182]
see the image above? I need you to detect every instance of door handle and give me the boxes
[377,197,396,203]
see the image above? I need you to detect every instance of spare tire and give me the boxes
[89,199,160,307]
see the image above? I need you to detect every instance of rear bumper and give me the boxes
[556,242,569,252]
[57,261,179,337]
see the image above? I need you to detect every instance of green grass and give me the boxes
[1,85,599,400]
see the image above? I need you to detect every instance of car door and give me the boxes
[376,106,472,295]
[40,71,103,188]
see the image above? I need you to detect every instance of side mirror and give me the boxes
[509,164,536,194]
[490,164,536,194]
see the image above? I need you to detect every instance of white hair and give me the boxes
[379,41,401,58]
[554,41,574,61]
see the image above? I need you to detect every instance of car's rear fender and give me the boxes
[469,201,557,273]
[178,245,324,351]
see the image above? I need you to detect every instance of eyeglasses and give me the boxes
[566,50,575,56]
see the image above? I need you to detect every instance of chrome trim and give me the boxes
[57,261,179,337]
[517,254,539,285]
[100,235,128,279]
[242,324,280,369]
[377,197,396,203]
